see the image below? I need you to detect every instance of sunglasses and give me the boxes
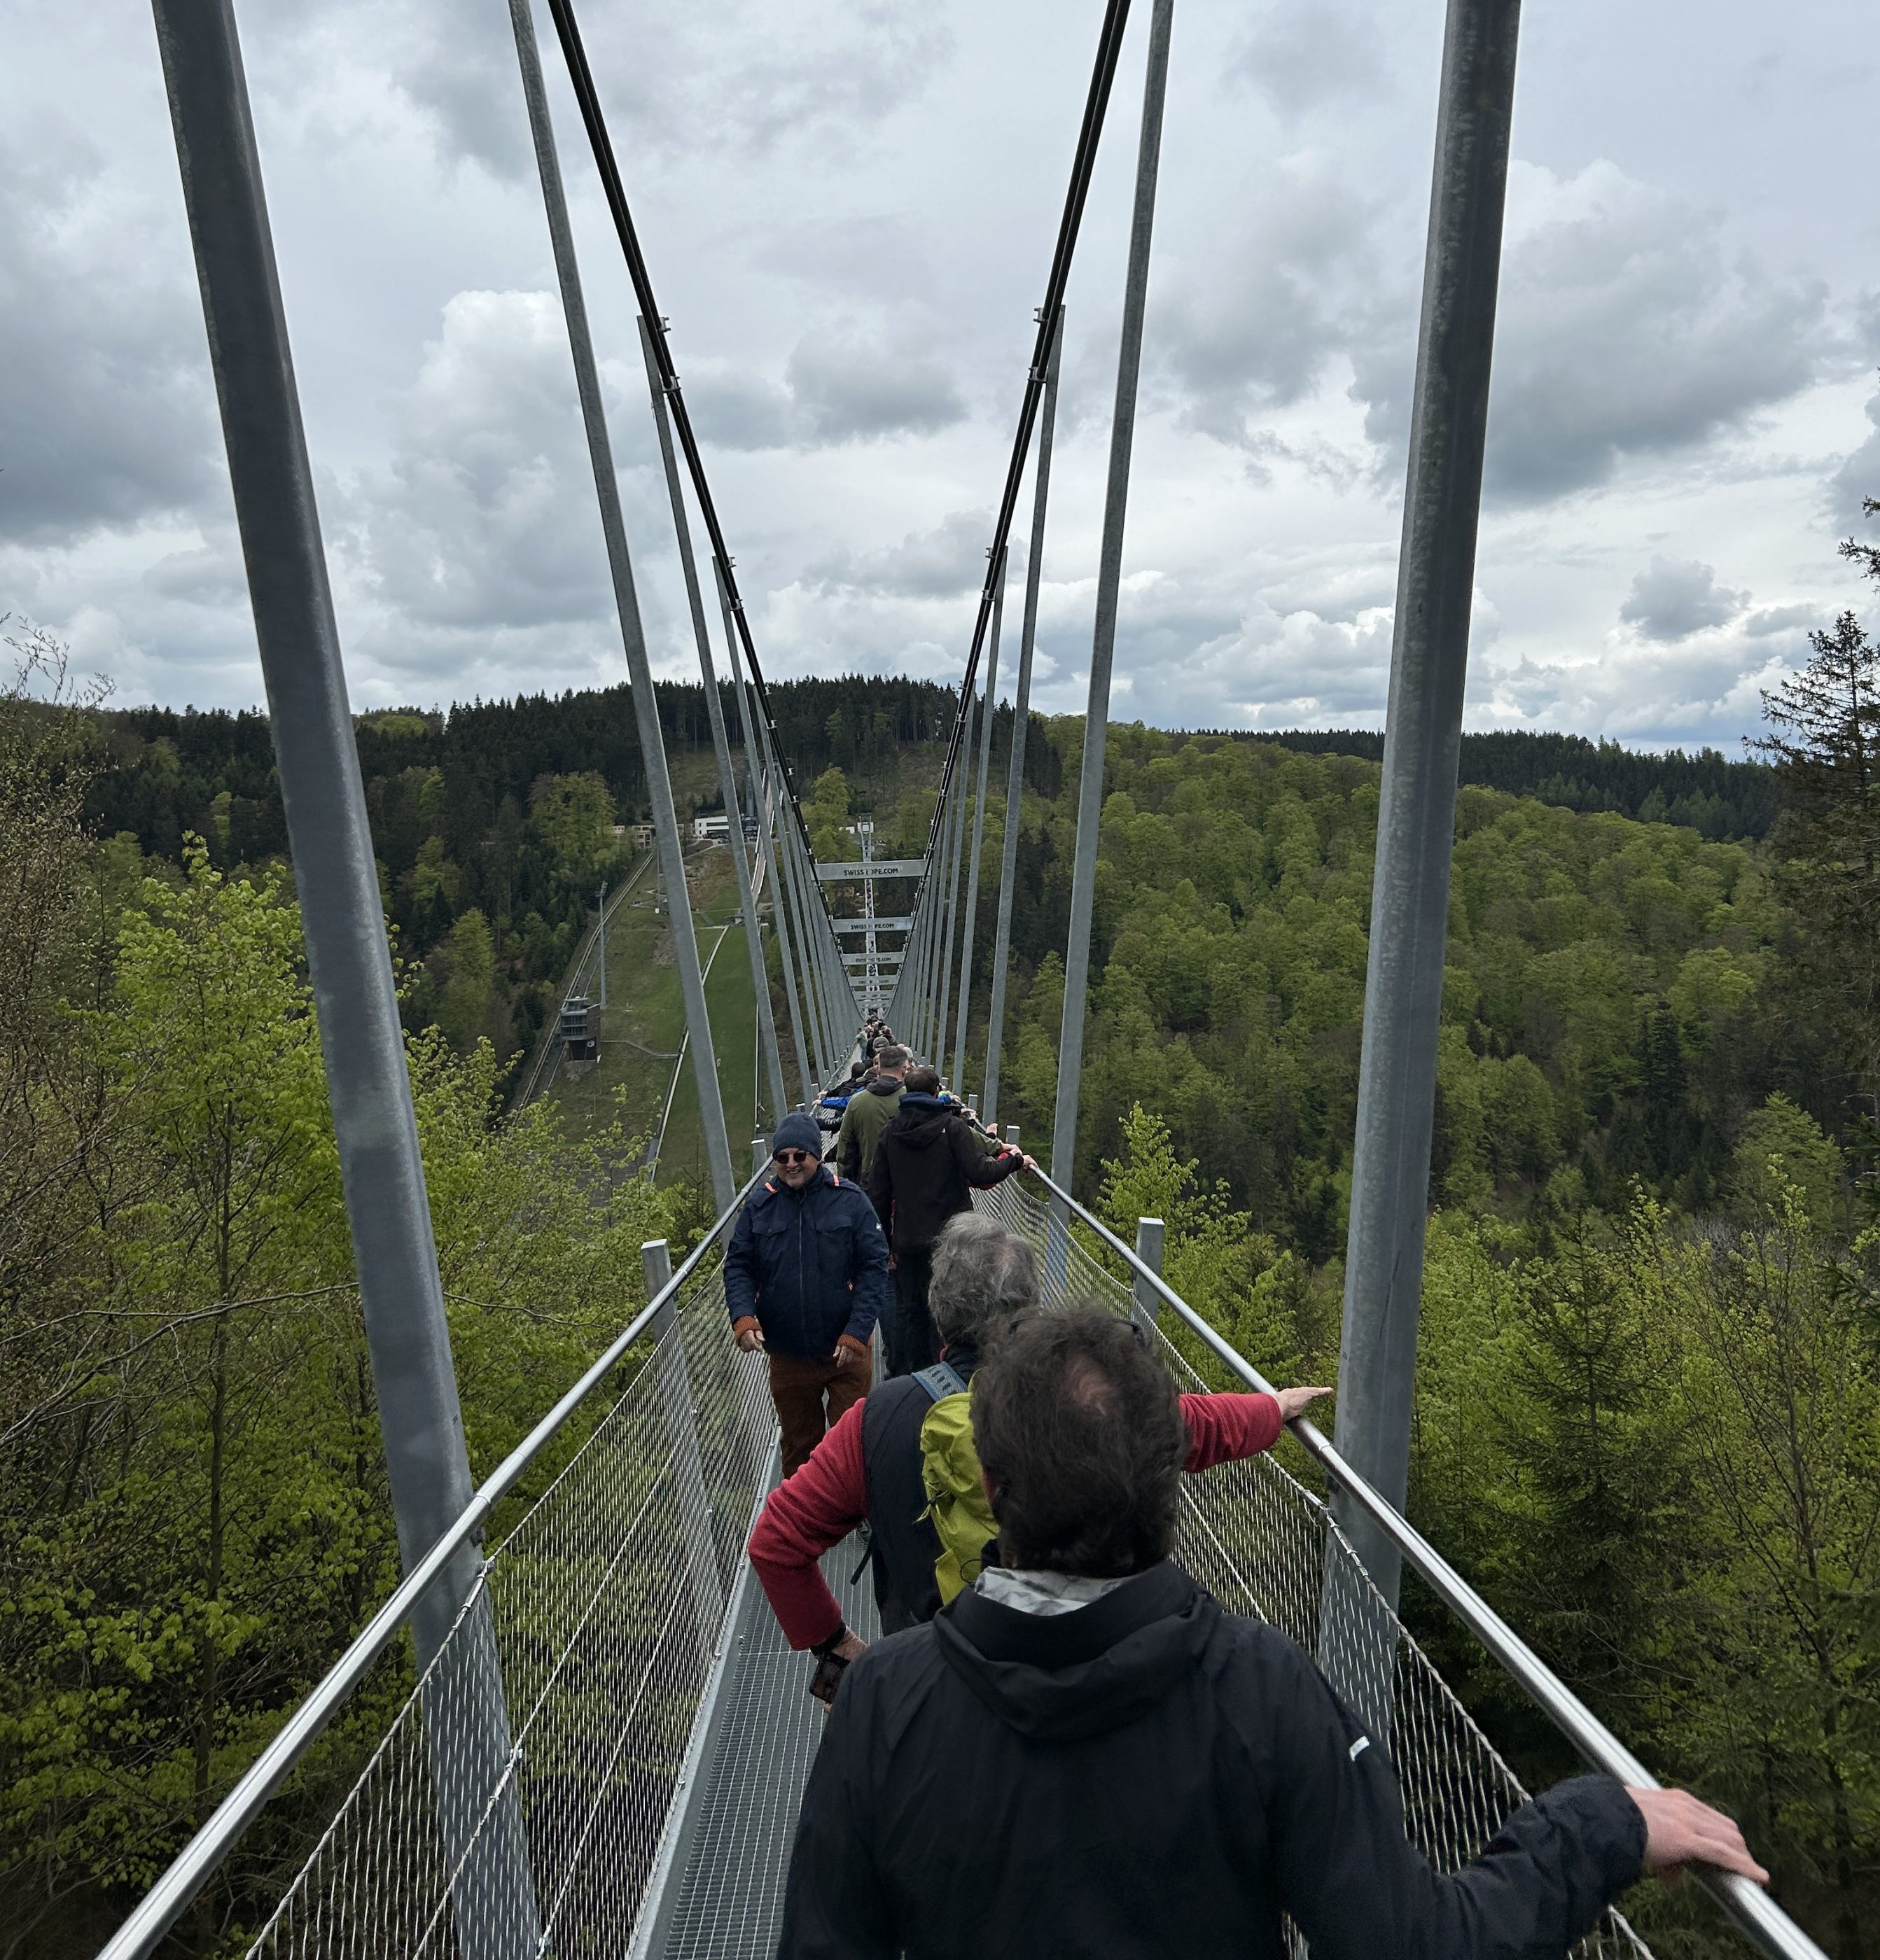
[773,1149,817,1167]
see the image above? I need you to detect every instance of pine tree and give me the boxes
[1754,514,1880,1093]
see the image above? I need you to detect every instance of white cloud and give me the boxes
[805,510,991,599]
[1227,1,1388,115]
[1618,556,1746,641]
[338,290,615,634]
[1356,161,1831,503]
[0,120,215,545]
[4,0,1878,751]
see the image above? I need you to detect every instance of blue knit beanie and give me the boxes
[771,1112,824,1159]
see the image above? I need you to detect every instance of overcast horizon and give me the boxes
[6,1,1879,749]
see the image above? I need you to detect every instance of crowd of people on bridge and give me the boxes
[721,1058,1768,1959]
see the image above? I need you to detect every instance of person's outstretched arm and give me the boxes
[1179,1386,1332,1469]
[844,1203,891,1348]
[723,1200,760,1332]
[1261,1636,1648,1958]
[952,1121,1022,1189]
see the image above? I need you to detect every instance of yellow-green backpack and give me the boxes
[912,1362,999,1604]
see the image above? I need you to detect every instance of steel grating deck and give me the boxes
[650,1535,881,1960]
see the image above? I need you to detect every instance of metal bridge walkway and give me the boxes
[639,1539,879,1960]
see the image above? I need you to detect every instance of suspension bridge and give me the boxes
[99,2,1821,1957]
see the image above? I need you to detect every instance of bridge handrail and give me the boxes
[95,1164,768,1960]
[1022,1163,1823,1960]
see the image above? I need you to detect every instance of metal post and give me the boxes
[906,886,929,1055]
[638,320,788,1129]
[952,549,1005,1090]
[153,4,534,1954]
[1050,0,1172,1225]
[1005,1126,1021,1146]
[933,701,973,1082]
[763,746,823,1086]
[716,559,813,1108]
[509,0,735,1212]
[643,1240,725,1641]
[1132,1217,1165,1334]
[774,757,832,1085]
[597,879,608,1009]
[983,310,1063,1129]
[1332,0,1521,1620]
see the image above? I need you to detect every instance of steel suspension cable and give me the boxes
[540,0,833,896]
[912,0,1135,885]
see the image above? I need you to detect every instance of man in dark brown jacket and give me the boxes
[865,1067,1032,1375]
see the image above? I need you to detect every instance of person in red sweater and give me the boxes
[748,1212,1330,1669]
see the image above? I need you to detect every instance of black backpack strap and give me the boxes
[861,1376,949,1634]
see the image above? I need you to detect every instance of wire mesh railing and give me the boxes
[973,1175,1652,1960]
[105,1154,1825,1960]
[243,1268,772,1960]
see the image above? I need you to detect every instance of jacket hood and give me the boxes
[867,1075,904,1098]
[932,1562,1215,1742]
[886,1093,952,1147]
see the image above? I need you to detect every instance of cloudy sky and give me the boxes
[5,0,1878,746]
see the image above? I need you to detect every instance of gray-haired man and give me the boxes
[746,1214,1328,1653]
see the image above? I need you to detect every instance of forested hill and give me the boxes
[1248,727,1777,837]
[11,616,1877,1953]
[74,676,1781,1076]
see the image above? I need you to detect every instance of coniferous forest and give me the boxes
[2,529,1876,1955]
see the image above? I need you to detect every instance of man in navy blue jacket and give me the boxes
[726,1112,891,1476]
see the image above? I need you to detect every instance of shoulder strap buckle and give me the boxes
[912,1360,968,1403]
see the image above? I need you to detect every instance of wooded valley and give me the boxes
[1,599,1874,1954]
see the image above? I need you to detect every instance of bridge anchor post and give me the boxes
[152,3,538,1951]
[1327,0,1522,1733]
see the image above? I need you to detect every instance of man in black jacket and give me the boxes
[780,1309,1767,1960]
[864,1066,1031,1376]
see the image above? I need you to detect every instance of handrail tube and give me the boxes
[96,1165,767,1960]
[1019,1164,1824,1960]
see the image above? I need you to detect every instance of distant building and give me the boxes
[629,822,653,848]
[692,814,730,841]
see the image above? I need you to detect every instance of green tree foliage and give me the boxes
[436,907,498,1054]
[1409,1161,1879,1949]
[527,771,617,881]
[978,730,1831,1245]
[802,767,854,864]
[0,802,678,1956]
[1753,549,1880,1088]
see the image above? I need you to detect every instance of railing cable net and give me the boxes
[245,1265,773,1960]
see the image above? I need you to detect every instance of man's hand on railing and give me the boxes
[1273,1385,1332,1422]
[1628,1788,1768,1886]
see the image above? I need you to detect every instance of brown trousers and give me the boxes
[769,1348,872,1478]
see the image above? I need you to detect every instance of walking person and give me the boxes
[724,1114,890,1477]
[748,1213,1330,1653]
[865,1067,1029,1376]
[835,1042,909,1182]
[779,1308,1768,1960]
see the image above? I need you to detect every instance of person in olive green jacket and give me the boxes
[836,1044,908,1180]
